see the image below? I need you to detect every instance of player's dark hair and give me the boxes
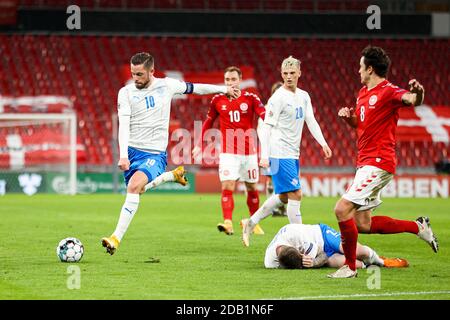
[271,81,283,95]
[361,45,391,78]
[130,52,154,70]
[224,66,242,78]
[278,246,303,269]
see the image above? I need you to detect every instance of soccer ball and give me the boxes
[56,237,84,262]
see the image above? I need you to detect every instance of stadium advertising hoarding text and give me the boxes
[0,172,448,198]
[0,172,195,195]
[196,172,450,198]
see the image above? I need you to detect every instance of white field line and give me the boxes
[265,290,450,300]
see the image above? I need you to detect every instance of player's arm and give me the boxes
[253,95,266,120]
[338,107,357,128]
[301,251,328,268]
[192,100,219,158]
[258,122,272,168]
[117,88,131,171]
[401,79,425,106]
[312,251,329,268]
[167,78,240,98]
[298,242,327,268]
[260,96,281,167]
[304,95,332,159]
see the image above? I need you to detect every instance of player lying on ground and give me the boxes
[101,52,240,255]
[264,223,409,269]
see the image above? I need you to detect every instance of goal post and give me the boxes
[0,113,77,195]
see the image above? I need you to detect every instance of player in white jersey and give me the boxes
[265,223,409,269]
[102,52,240,255]
[242,56,332,247]
[257,81,287,217]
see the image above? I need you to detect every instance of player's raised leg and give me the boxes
[102,149,167,255]
[142,165,188,192]
[241,193,284,246]
[355,211,438,253]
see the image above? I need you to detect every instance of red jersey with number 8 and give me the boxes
[355,79,409,174]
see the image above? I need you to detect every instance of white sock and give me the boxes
[113,193,140,241]
[249,194,283,225]
[364,246,384,266]
[266,181,274,198]
[144,172,175,191]
[287,199,302,224]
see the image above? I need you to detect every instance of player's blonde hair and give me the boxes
[281,56,301,70]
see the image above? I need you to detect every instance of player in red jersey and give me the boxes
[193,66,266,235]
[328,46,439,279]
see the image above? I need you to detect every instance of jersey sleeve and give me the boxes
[117,87,131,116]
[264,94,282,126]
[304,93,327,146]
[300,241,319,259]
[201,98,219,141]
[165,77,191,95]
[389,85,409,108]
[117,87,131,158]
[252,94,266,120]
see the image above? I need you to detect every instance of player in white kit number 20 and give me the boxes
[242,56,332,247]
[101,52,240,255]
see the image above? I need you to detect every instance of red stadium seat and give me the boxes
[1,35,448,167]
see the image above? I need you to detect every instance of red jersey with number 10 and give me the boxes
[355,79,409,174]
[202,91,266,155]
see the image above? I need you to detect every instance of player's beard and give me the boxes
[135,80,149,89]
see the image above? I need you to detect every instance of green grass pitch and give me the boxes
[0,194,449,300]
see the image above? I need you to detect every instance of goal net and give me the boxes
[0,113,77,195]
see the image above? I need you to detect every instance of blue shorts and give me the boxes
[319,224,342,257]
[269,158,301,194]
[261,167,272,177]
[123,147,167,186]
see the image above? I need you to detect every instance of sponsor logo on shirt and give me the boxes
[369,95,378,106]
[291,178,299,186]
[221,105,227,110]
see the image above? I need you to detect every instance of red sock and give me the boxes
[221,190,234,221]
[339,218,358,271]
[247,190,260,216]
[370,216,419,234]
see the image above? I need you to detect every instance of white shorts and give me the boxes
[218,153,259,183]
[342,165,394,211]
